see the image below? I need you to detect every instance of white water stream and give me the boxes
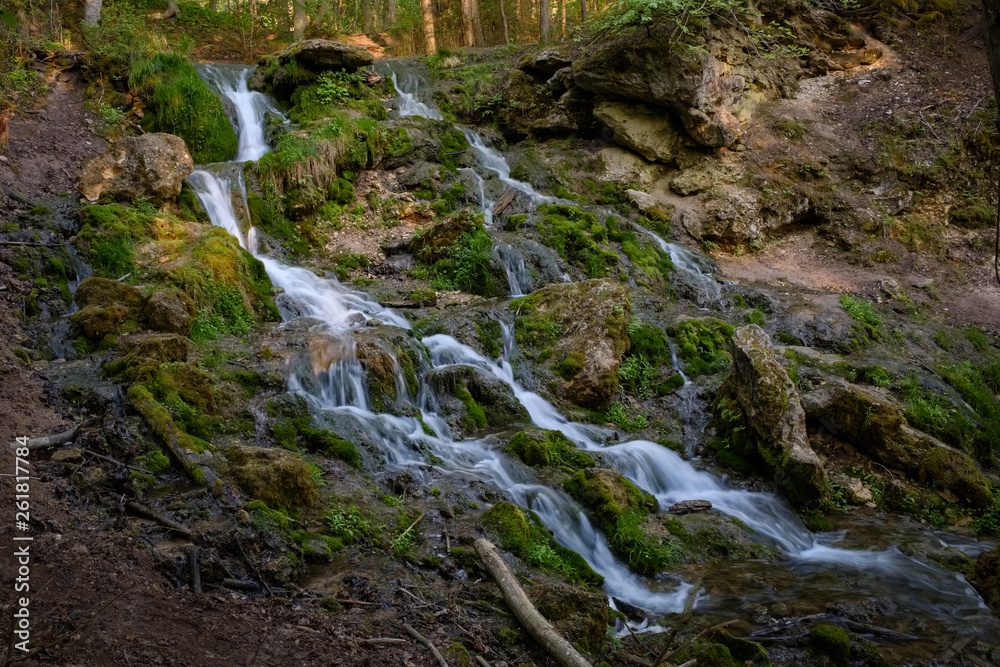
[185,62,997,630]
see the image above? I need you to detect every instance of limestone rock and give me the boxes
[71,277,146,339]
[668,499,712,515]
[547,66,574,95]
[800,380,991,506]
[522,49,572,77]
[409,210,478,262]
[719,325,829,508]
[270,39,374,72]
[511,279,631,408]
[145,288,196,336]
[563,468,658,527]
[597,147,668,190]
[968,549,999,614]
[593,100,681,163]
[77,133,193,204]
[224,445,316,508]
[530,87,595,137]
[625,189,673,222]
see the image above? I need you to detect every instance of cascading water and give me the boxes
[639,224,722,308]
[186,61,999,638]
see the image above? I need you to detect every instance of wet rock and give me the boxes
[268,39,374,73]
[351,325,427,415]
[144,288,196,336]
[77,133,193,204]
[625,189,673,222]
[563,468,658,527]
[547,66,574,95]
[223,445,316,508]
[510,279,630,408]
[593,100,681,163]
[521,49,572,77]
[105,333,191,380]
[505,429,594,469]
[655,510,777,563]
[500,69,557,136]
[800,380,992,506]
[70,277,146,339]
[718,325,829,508]
[612,597,647,623]
[668,499,712,515]
[526,582,609,654]
[492,187,533,229]
[482,501,531,551]
[968,549,999,615]
[426,365,529,436]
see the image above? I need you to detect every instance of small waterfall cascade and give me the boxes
[184,61,1000,635]
[496,243,532,297]
[639,224,722,307]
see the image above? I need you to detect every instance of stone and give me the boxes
[426,365,530,436]
[530,87,595,137]
[409,210,479,262]
[667,499,713,515]
[719,325,829,508]
[144,288,196,336]
[270,39,374,72]
[71,277,146,339]
[968,549,999,614]
[877,278,907,302]
[522,49,572,77]
[547,66,574,95]
[800,381,992,506]
[224,445,316,508]
[77,133,193,204]
[671,170,715,197]
[526,582,609,654]
[563,468,658,528]
[597,147,668,190]
[593,100,681,163]
[511,279,631,408]
[625,189,674,222]
[612,597,647,623]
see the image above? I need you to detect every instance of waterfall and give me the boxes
[639,224,722,307]
[185,61,1000,634]
[496,243,531,297]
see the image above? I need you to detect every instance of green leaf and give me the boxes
[0,9,17,29]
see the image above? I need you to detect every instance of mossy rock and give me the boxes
[526,581,609,654]
[104,333,191,381]
[426,365,529,435]
[410,210,480,262]
[511,279,631,409]
[808,624,850,667]
[665,316,735,377]
[145,288,197,336]
[711,629,770,666]
[562,468,658,529]
[968,548,999,614]
[482,501,532,552]
[71,277,146,339]
[655,511,778,563]
[224,445,316,508]
[505,429,594,469]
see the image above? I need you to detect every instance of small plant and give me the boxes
[840,294,885,341]
[605,402,648,431]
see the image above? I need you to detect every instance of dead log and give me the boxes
[473,538,592,667]
[125,501,196,541]
[21,425,81,450]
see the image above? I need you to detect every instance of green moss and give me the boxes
[482,501,532,551]
[75,204,160,278]
[552,350,585,379]
[130,52,238,164]
[711,629,770,665]
[427,226,503,297]
[840,295,885,343]
[134,449,171,474]
[809,624,850,667]
[455,382,488,429]
[666,318,735,377]
[247,191,309,256]
[476,320,503,358]
[506,429,595,469]
[537,204,617,278]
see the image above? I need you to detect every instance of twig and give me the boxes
[0,241,61,247]
[653,581,701,666]
[360,638,407,645]
[444,526,451,554]
[18,425,81,450]
[337,598,376,606]
[398,512,425,541]
[403,623,449,667]
[398,586,421,602]
[125,501,195,541]
[654,620,738,667]
[83,449,150,473]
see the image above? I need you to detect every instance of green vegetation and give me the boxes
[482,502,604,586]
[266,395,361,467]
[840,295,885,343]
[537,204,618,279]
[75,204,157,279]
[425,226,503,296]
[130,51,238,164]
[808,624,850,667]
[666,318,735,377]
[604,402,648,431]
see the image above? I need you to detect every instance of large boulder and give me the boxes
[530,87,596,137]
[409,210,479,262]
[269,39,374,72]
[718,325,829,508]
[511,279,631,408]
[77,133,193,204]
[526,582,609,654]
[592,100,681,163]
[800,381,992,506]
[145,288,196,336]
[71,277,146,339]
[520,48,572,77]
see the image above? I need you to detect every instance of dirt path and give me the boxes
[0,69,104,208]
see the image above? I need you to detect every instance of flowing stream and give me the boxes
[186,62,998,635]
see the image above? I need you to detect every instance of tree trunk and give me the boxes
[420,0,437,53]
[474,0,485,46]
[387,0,397,27]
[560,0,565,38]
[539,0,549,43]
[461,0,475,45]
[498,0,509,43]
[209,0,218,11]
[292,0,307,39]
[362,0,373,32]
[984,0,1000,100]
[83,0,102,26]
[579,0,585,23]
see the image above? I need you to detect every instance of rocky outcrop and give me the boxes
[530,88,595,137]
[71,277,146,339]
[801,381,992,506]
[510,279,631,408]
[77,133,193,204]
[719,325,829,508]
[145,288,196,336]
[969,549,999,614]
[526,582,610,654]
[520,49,572,77]
[268,39,374,72]
[409,210,479,262]
[592,100,681,163]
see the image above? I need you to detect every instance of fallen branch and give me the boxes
[83,449,149,473]
[189,546,202,594]
[0,240,62,248]
[474,656,492,667]
[474,538,592,667]
[221,578,260,592]
[652,581,701,667]
[379,300,425,309]
[403,623,449,667]
[125,501,196,541]
[398,512,425,540]
[19,425,81,450]
[360,638,407,645]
